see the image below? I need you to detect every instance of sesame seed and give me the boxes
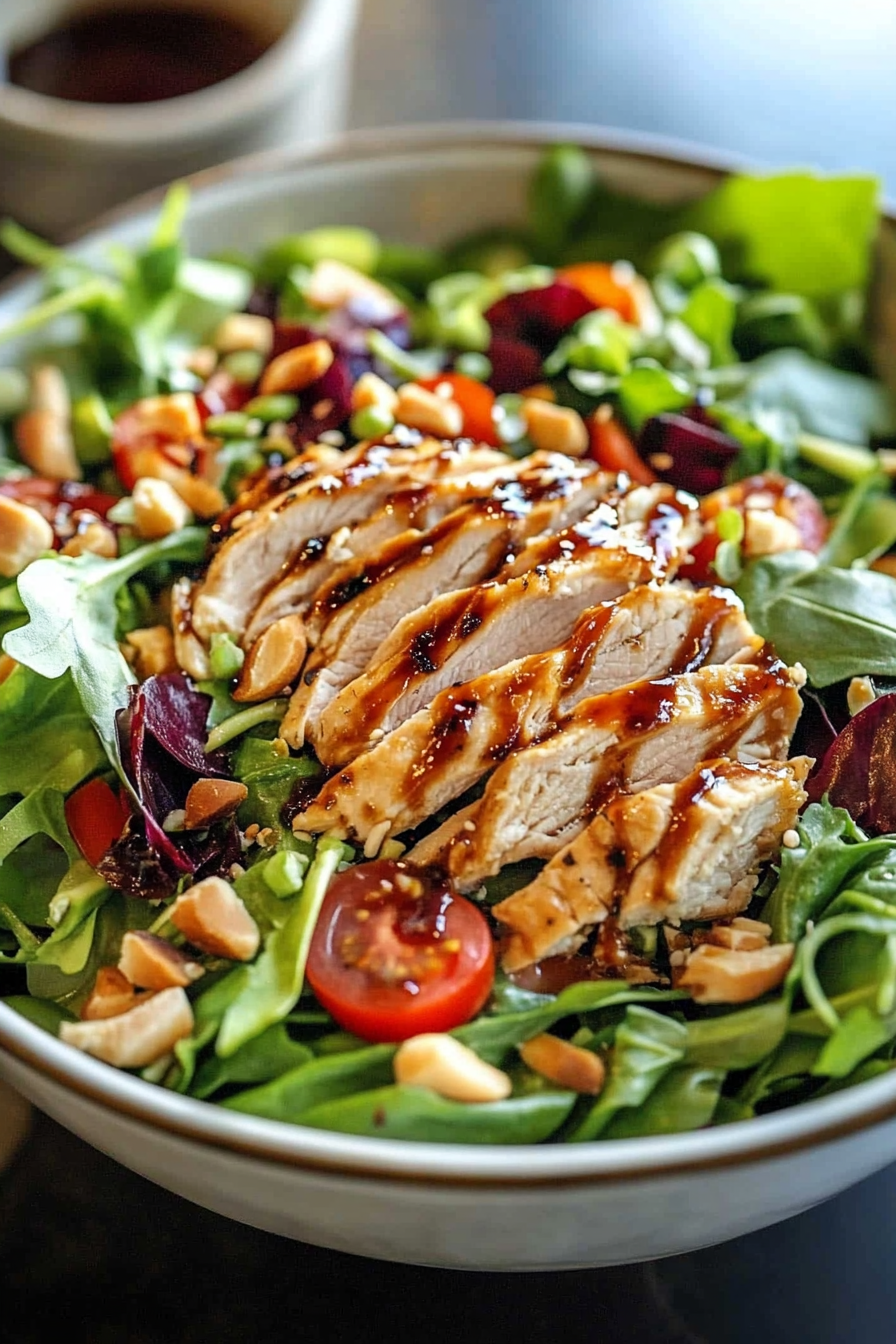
[782,828,800,849]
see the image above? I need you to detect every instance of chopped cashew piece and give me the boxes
[213,313,274,356]
[847,676,876,717]
[351,371,399,415]
[306,259,402,315]
[81,966,153,1021]
[0,496,55,578]
[129,392,202,442]
[132,477,194,539]
[259,340,334,396]
[521,400,588,457]
[519,1034,606,1094]
[124,625,178,680]
[60,986,195,1068]
[15,409,81,481]
[233,613,307,702]
[61,519,117,559]
[170,875,260,961]
[678,942,794,1005]
[743,508,803,557]
[705,916,772,953]
[395,383,464,438]
[184,777,248,829]
[118,931,204,991]
[30,364,71,418]
[393,1033,512,1103]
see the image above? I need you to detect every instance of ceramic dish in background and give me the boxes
[0,0,359,238]
[2,123,896,1271]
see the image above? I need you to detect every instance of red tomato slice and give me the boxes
[680,471,827,583]
[306,859,495,1043]
[557,263,639,324]
[587,412,657,485]
[64,778,131,869]
[417,373,500,446]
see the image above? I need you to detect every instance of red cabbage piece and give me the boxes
[805,693,896,834]
[485,334,545,394]
[485,282,595,356]
[638,410,740,495]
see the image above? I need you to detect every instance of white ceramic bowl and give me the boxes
[2,123,896,1271]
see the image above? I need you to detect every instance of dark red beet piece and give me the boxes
[805,693,896,834]
[638,410,740,495]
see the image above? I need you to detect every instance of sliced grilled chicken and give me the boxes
[248,454,609,651]
[183,438,509,673]
[281,470,615,746]
[494,757,810,971]
[307,488,699,764]
[294,585,762,841]
[408,656,805,890]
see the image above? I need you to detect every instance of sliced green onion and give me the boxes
[72,392,114,464]
[366,330,445,381]
[220,349,265,385]
[205,411,257,440]
[263,850,310,899]
[454,352,492,382]
[350,404,395,440]
[798,431,878,483]
[209,632,245,680]
[205,699,289,752]
[243,394,299,424]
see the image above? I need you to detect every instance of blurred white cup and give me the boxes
[0,0,359,238]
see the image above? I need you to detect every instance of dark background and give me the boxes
[4,2,896,1339]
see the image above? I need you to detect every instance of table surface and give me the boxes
[5,3,896,1339]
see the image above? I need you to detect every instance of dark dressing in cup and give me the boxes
[8,5,273,104]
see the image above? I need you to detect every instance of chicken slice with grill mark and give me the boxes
[408,655,805,890]
[294,584,762,841]
[309,488,699,765]
[246,454,609,649]
[281,470,616,746]
[184,438,509,666]
[494,756,811,971]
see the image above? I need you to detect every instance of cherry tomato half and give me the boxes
[417,373,500,446]
[557,262,639,324]
[679,471,827,583]
[64,778,131,869]
[587,412,657,485]
[306,859,495,1043]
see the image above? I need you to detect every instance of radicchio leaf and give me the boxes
[805,693,896,834]
[139,673,230,777]
[101,677,240,898]
[638,408,740,495]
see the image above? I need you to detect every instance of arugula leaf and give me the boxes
[681,172,880,298]
[3,529,207,766]
[736,551,896,687]
[216,836,346,1057]
[569,1006,687,1141]
[295,1086,575,1145]
[738,349,896,445]
[603,1065,724,1138]
[763,800,896,943]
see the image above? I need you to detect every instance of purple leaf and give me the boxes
[485,282,595,356]
[805,693,896,834]
[139,673,230,777]
[638,410,740,495]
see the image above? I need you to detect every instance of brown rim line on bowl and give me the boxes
[1,122,895,1221]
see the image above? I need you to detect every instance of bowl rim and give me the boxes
[2,119,895,1188]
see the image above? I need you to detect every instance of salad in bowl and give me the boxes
[1,143,895,1148]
